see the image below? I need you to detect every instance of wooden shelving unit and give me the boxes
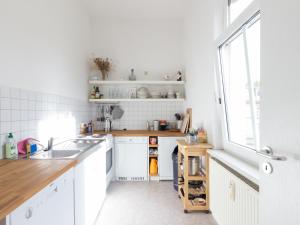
[177,140,213,213]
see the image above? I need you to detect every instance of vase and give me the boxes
[177,120,183,130]
[100,70,108,80]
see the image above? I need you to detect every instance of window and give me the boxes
[219,14,260,150]
[228,0,254,23]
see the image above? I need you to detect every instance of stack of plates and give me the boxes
[137,87,149,99]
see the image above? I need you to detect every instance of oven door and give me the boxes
[106,146,114,188]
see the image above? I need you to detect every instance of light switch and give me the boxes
[262,162,273,174]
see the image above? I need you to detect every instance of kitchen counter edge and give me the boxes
[94,130,185,137]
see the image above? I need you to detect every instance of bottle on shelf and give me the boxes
[129,68,136,81]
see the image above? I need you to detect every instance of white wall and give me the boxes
[0,0,91,101]
[0,0,92,158]
[91,18,184,80]
[183,0,223,147]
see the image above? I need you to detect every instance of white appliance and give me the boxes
[102,134,114,188]
[115,137,148,181]
[9,169,74,225]
[74,140,106,225]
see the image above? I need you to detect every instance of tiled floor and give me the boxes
[96,181,218,225]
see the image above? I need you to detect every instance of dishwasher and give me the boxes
[115,137,148,181]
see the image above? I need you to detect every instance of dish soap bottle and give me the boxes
[129,68,136,81]
[5,133,17,159]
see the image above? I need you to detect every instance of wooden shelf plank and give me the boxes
[149,144,158,148]
[187,175,206,181]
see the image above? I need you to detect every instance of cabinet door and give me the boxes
[43,169,74,225]
[158,137,183,180]
[75,148,106,225]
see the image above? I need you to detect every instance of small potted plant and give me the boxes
[94,58,112,80]
[174,113,183,130]
[186,128,198,144]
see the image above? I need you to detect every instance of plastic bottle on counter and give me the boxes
[5,133,17,159]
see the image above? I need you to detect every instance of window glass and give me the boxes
[219,17,260,149]
[229,0,254,23]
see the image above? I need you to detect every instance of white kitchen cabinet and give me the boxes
[9,168,74,225]
[158,137,183,180]
[75,146,106,225]
[115,137,148,181]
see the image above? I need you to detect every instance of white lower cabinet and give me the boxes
[158,137,183,180]
[115,137,148,181]
[75,148,106,225]
[9,168,74,225]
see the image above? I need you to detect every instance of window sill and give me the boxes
[208,149,260,185]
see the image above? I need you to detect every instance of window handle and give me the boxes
[257,146,287,161]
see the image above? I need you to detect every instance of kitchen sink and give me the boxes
[31,150,81,159]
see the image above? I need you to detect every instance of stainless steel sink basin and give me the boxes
[31,150,81,159]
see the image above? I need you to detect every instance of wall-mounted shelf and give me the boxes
[89,98,185,103]
[89,80,185,85]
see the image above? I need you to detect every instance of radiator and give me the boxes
[210,158,259,225]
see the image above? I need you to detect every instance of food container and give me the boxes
[153,120,159,131]
[188,157,200,176]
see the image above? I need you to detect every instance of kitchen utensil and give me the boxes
[112,106,124,120]
[105,118,112,132]
[101,105,105,122]
[180,114,190,134]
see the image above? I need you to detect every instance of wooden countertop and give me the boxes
[177,140,213,149]
[0,159,76,220]
[94,130,185,137]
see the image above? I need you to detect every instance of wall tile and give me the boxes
[0,85,93,159]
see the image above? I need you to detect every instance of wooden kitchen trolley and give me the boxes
[176,140,213,213]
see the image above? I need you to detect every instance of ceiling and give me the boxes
[81,0,186,19]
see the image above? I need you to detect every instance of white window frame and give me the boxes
[214,0,260,159]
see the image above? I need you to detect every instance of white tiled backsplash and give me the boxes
[0,85,93,159]
[0,85,184,159]
[94,102,184,130]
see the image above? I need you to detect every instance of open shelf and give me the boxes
[89,98,185,103]
[89,80,185,85]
